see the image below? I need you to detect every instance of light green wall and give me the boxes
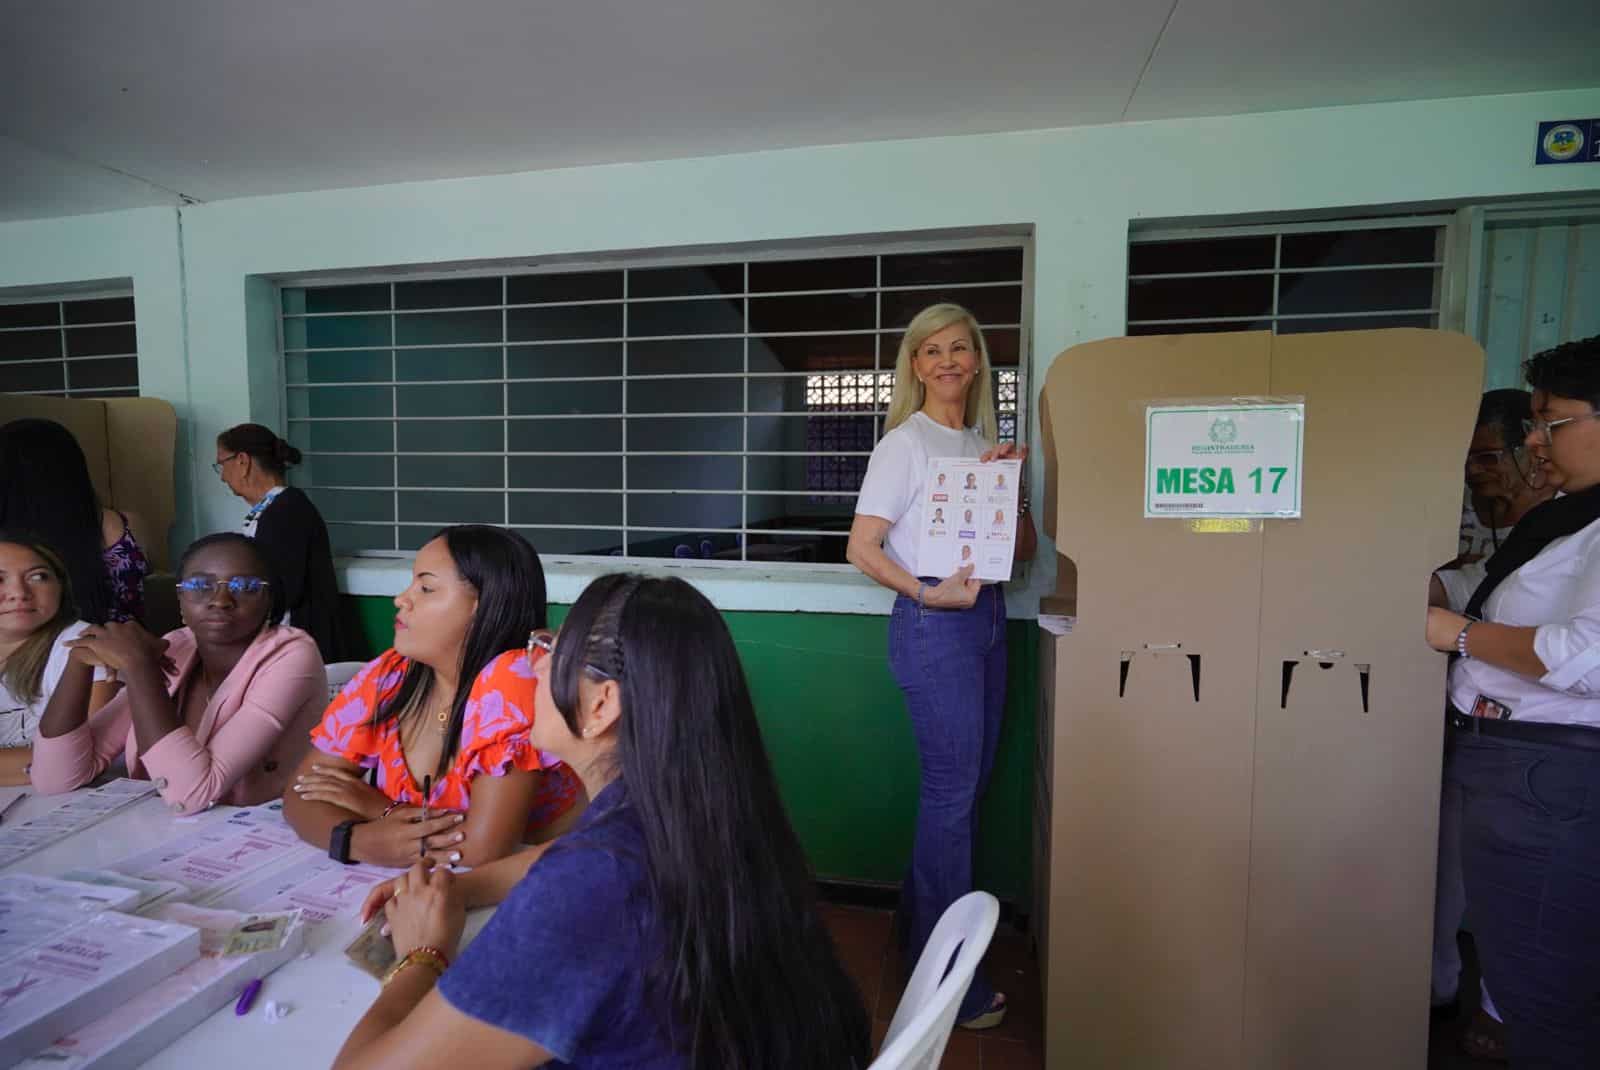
[2,89,1597,587]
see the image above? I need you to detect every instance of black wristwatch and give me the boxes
[329,819,365,865]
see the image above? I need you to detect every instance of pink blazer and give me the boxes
[32,625,329,813]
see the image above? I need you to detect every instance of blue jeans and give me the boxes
[1446,729,1600,1068]
[889,583,1007,1021]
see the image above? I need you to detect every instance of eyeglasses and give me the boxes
[1464,448,1517,468]
[1522,413,1600,447]
[175,576,271,600]
[211,452,242,475]
[527,629,613,680]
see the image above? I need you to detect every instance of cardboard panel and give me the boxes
[1241,330,1483,1068]
[1041,332,1271,1068]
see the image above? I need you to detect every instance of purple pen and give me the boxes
[235,978,263,1016]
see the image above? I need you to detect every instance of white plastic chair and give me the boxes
[868,891,1000,1070]
[324,660,367,702]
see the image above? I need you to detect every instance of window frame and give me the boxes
[275,231,1032,570]
[0,289,140,399]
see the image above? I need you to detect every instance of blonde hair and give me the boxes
[0,538,74,705]
[883,303,998,443]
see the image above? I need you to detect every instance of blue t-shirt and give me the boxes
[439,781,686,1068]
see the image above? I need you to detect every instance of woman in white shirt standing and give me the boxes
[846,303,1033,1030]
[0,535,114,785]
[1426,334,1600,1068]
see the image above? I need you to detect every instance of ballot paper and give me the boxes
[209,853,400,925]
[106,812,304,896]
[0,781,156,870]
[0,911,200,1069]
[16,905,305,1070]
[914,458,1022,583]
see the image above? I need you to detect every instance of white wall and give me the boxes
[2,87,1598,612]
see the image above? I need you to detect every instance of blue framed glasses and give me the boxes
[175,575,271,600]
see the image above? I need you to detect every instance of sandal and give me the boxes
[957,992,1007,1031]
[1460,1008,1507,1063]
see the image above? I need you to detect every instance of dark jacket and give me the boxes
[253,487,351,663]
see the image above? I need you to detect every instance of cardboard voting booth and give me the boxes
[1036,329,1483,1069]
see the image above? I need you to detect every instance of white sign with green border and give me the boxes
[1144,403,1304,519]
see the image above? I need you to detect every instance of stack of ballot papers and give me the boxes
[16,904,305,1070]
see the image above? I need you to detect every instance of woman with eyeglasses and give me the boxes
[283,526,581,870]
[215,423,351,662]
[1425,334,1600,1068]
[31,533,326,812]
[333,574,871,1070]
[0,534,120,786]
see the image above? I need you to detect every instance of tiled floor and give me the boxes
[819,902,1043,1070]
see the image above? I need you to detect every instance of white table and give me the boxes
[0,786,492,1069]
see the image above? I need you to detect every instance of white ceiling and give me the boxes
[0,0,1594,223]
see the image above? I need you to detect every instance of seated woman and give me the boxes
[32,534,326,812]
[0,535,119,786]
[284,525,581,870]
[0,418,151,624]
[334,574,872,1070]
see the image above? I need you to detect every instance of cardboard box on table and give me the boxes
[1036,329,1482,1069]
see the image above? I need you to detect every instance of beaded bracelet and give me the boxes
[1455,621,1474,659]
[382,945,451,987]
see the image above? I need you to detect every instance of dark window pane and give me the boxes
[985,328,1021,367]
[310,488,394,523]
[1275,313,1437,334]
[756,334,875,373]
[288,419,392,453]
[743,530,847,564]
[63,297,134,324]
[1128,275,1274,322]
[630,455,741,491]
[398,490,502,525]
[881,285,1023,330]
[508,456,623,489]
[628,297,744,337]
[397,382,499,417]
[303,315,391,349]
[511,527,622,556]
[298,284,391,314]
[507,271,622,305]
[291,384,391,420]
[64,324,136,357]
[1280,227,1440,269]
[629,264,742,298]
[288,349,392,384]
[508,417,622,453]
[507,342,623,379]
[749,293,874,333]
[1277,268,1437,316]
[0,362,65,392]
[507,304,622,342]
[509,491,623,527]
[396,346,502,382]
[1127,320,1270,337]
[330,523,391,553]
[398,455,503,488]
[395,310,501,346]
[0,302,59,329]
[882,248,1024,286]
[398,419,501,452]
[508,380,622,416]
[395,277,502,309]
[629,377,743,415]
[749,256,875,293]
[0,328,60,361]
[628,416,742,452]
[629,338,744,376]
[628,492,740,529]
[297,454,393,487]
[1128,237,1275,275]
[67,357,138,390]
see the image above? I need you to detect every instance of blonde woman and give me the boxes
[845,303,1034,1030]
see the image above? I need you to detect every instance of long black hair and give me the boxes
[372,525,546,781]
[548,574,871,1070]
[0,419,110,624]
[177,533,288,629]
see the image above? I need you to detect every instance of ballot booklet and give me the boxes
[914,458,1021,583]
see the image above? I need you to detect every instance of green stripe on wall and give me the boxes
[346,595,1036,906]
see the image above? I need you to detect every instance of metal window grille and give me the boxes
[1127,218,1449,336]
[280,240,1028,565]
[0,294,140,398]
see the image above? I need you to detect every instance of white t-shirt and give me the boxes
[856,411,990,578]
[1448,515,1600,728]
[0,620,96,748]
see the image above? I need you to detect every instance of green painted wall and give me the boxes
[349,595,1037,904]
